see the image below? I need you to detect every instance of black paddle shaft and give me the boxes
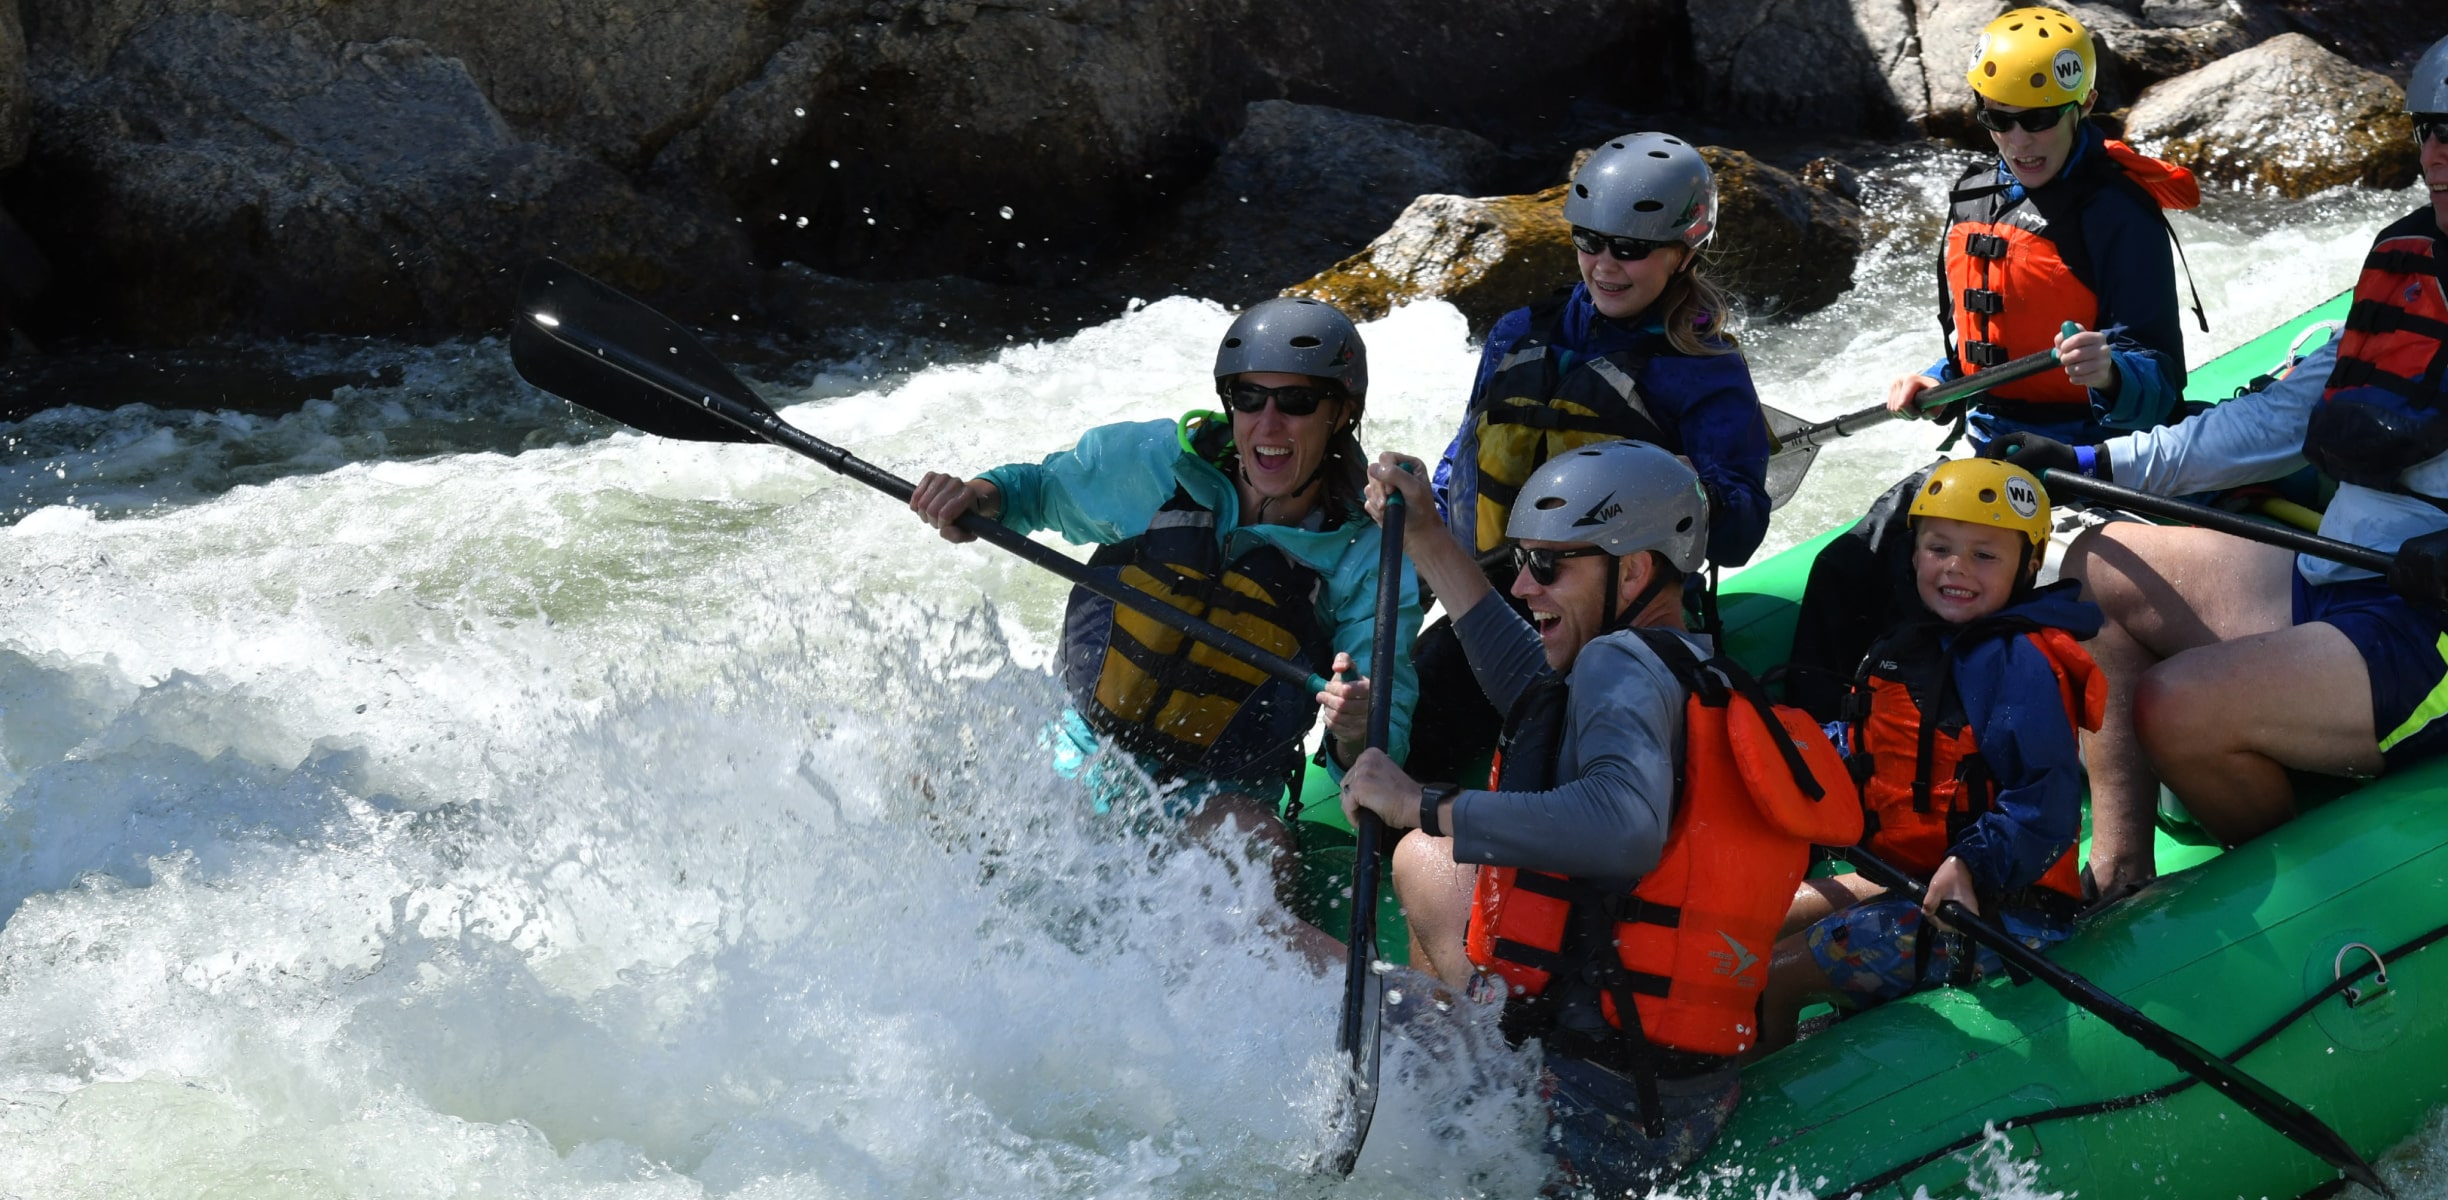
[2038,469,2396,575]
[1325,492,1400,1175]
[1845,849,2389,1195]
[1773,341,2065,455]
[509,259,1329,695]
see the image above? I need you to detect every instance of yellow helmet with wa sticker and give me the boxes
[1967,7,2096,109]
[1908,458,2050,547]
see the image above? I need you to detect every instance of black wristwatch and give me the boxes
[1418,783,1460,838]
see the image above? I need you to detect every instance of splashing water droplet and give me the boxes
[999,207,1015,220]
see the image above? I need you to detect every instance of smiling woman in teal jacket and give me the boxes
[908,299,1420,880]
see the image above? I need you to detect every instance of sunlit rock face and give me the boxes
[1286,147,1862,333]
[2125,33,2418,198]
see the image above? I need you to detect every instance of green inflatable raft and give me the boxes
[1290,291,2448,1196]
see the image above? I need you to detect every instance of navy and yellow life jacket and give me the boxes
[2305,211,2448,497]
[1058,484,1333,790]
[1467,298,1668,553]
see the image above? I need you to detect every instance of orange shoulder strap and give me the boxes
[2103,139,2201,212]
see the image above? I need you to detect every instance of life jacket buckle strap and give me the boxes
[1965,233,2008,259]
[1964,341,2010,368]
[1961,288,2004,315]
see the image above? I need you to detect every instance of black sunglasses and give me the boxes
[2418,117,2448,146]
[1219,380,1336,417]
[1974,102,2077,134]
[1512,544,1611,586]
[1569,227,1673,262]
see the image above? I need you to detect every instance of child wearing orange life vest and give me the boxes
[1755,459,2105,1055]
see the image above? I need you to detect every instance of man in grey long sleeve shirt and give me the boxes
[1988,334,2334,899]
[1340,440,1737,1196]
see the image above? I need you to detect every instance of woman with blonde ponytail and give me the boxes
[1407,132,1772,784]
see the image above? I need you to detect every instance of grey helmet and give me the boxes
[1563,133,1719,250]
[2411,34,2448,115]
[1505,440,1709,573]
[1213,297,1368,402]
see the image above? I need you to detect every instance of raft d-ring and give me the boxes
[2334,942,2389,1007]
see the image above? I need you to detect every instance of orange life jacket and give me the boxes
[1464,629,1861,1070]
[1942,139,2200,413]
[1849,616,2106,903]
[2304,211,2448,493]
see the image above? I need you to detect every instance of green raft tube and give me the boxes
[1285,291,2448,1197]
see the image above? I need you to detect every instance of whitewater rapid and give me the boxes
[0,158,2429,1198]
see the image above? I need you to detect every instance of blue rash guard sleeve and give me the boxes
[1946,632,2085,895]
[977,419,1186,545]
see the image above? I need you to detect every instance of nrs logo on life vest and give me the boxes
[2052,49,2086,92]
[2004,474,2041,520]
[1574,491,1624,528]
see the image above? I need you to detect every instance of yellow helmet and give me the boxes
[1967,7,2097,109]
[1909,459,2050,549]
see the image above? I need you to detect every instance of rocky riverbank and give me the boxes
[0,0,2430,393]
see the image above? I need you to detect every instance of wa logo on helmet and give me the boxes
[2052,49,2086,91]
[2005,475,2041,519]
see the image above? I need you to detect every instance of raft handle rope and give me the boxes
[1811,917,2448,1200]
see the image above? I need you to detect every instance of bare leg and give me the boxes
[1754,929,1837,1059]
[2060,526,2294,895]
[1391,830,1479,987]
[1781,873,1887,939]
[2136,621,2383,845]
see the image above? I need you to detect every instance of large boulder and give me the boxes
[1684,0,2292,139]
[1285,147,1863,331]
[2266,0,2442,79]
[1700,148,1866,316]
[16,12,751,341]
[11,0,1688,343]
[1282,188,1577,331]
[1686,0,1933,134]
[1098,101,1500,306]
[2124,33,2417,197]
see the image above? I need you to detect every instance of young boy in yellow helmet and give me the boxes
[1756,458,2106,1053]
[1885,6,2201,452]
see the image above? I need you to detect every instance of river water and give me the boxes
[0,157,2428,1198]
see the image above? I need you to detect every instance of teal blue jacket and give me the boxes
[980,417,1422,777]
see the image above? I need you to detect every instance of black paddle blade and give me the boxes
[1321,966,1384,1175]
[1761,404,1818,511]
[510,259,769,444]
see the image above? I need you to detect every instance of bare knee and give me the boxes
[1393,831,1476,985]
[2131,664,2195,765]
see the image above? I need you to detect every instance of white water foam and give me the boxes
[0,164,2432,1197]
